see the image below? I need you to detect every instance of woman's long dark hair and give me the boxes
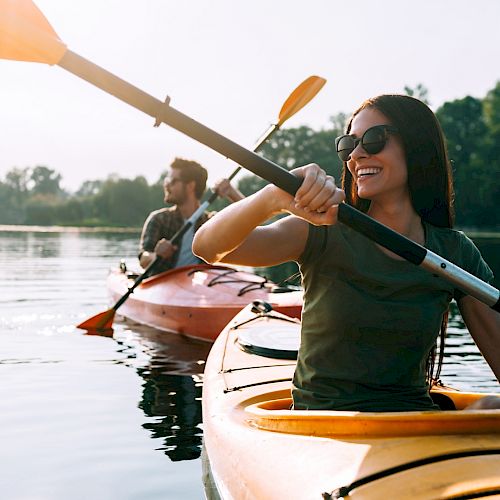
[340,95,455,386]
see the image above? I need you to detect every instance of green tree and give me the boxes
[0,167,30,223]
[30,165,63,196]
[480,82,500,228]
[404,83,430,105]
[93,175,154,226]
[5,167,30,194]
[24,194,58,225]
[436,96,493,227]
[0,182,24,223]
[483,81,500,136]
[56,198,84,225]
[76,179,103,197]
[329,112,349,134]
[482,82,500,178]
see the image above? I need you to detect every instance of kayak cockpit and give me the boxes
[244,389,500,438]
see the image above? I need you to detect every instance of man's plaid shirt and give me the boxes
[139,205,213,274]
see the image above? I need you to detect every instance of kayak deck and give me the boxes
[106,264,302,341]
[203,304,500,499]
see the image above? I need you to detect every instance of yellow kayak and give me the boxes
[202,302,500,499]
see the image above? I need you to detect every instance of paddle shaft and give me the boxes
[58,50,500,312]
[118,124,280,305]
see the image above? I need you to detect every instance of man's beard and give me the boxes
[165,187,186,205]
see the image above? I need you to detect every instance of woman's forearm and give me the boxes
[193,185,282,263]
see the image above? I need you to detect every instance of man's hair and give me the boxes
[170,157,207,199]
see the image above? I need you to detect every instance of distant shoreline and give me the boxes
[0,224,141,233]
[0,224,498,238]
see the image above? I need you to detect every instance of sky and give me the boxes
[1,0,499,192]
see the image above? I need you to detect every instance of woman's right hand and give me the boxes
[268,163,345,226]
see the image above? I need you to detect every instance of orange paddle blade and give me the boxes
[0,0,67,64]
[77,309,115,331]
[277,75,327,126]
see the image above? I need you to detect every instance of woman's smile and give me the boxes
[356,166,382,178]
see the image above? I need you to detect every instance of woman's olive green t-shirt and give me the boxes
[293,221,493,412]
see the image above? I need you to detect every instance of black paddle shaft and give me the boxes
[58,50,500,312]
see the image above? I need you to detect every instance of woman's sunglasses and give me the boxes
[335,125,399,162]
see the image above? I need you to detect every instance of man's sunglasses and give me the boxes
[335,125,399,162]
[164,177,183,187]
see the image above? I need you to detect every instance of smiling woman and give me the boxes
[192,93,500,412]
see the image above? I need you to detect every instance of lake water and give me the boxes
[0,228,499,500]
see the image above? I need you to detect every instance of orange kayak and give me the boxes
[106,264,302,341]
[202,303,500,499]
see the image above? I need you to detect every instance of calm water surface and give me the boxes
[0,229,210,500]
[0,228,498,500]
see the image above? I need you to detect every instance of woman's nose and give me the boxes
[349,141,368,161]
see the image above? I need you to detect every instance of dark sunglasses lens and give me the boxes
[361,127,387,154]
[336,136,355,161]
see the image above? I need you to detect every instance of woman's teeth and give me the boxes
[357,167,381,177]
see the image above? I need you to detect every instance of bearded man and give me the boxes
[139,157,243,274]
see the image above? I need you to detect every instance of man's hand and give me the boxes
[154,238,177,260]
[213,178,245,202]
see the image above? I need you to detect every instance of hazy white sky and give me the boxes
[1,0,499,192]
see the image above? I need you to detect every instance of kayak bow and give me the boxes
[106,264,302,341]
[202,303,500,499]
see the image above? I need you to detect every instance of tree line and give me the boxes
[1,82,499,229]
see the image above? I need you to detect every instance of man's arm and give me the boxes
[213,178,245,202]
[139,211,177,269]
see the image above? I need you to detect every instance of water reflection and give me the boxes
[112,319,211,462]
[139,372,203,461]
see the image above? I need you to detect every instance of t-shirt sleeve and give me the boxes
[297,223,328,266]
[453,233,494,301]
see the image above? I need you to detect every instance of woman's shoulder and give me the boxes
[424,222,475,251]
[424,222,493,281]
[299,221,355,267]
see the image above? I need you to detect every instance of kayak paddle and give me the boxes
[1,1,498,314]
[75,75,325,331]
